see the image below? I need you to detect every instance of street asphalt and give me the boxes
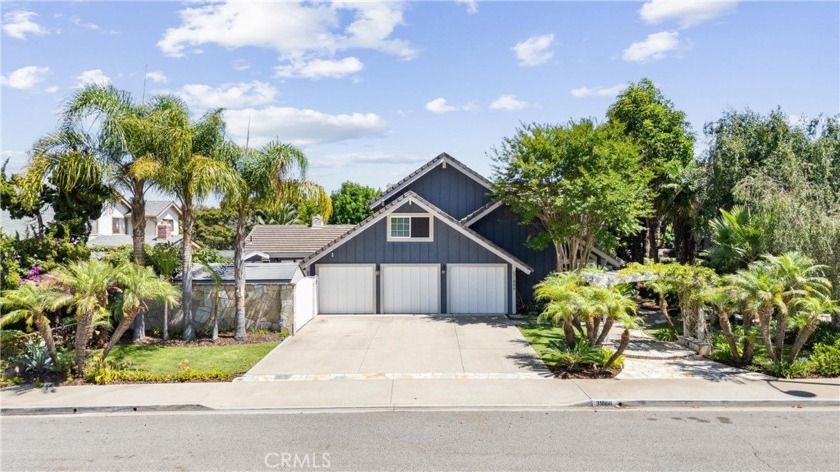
[2,409,838,471]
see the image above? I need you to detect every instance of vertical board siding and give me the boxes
[470,205,556,304]
[382,165,493,220]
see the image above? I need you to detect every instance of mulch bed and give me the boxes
[129,331,286,348]
[549,364,621,379]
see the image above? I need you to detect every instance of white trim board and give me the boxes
[303,193,532,274]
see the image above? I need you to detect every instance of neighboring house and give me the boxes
[246,153,622,315]
[2,196,184,248]
[88,198,183,247]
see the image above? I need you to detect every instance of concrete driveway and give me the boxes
[244,315,551,380]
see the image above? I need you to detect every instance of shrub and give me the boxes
[710,333,735,363]
[17,340,55,373]
[548,340,617,370]
[808,322,840,349]
[652,328,677,342]
[809,340,840,377]
[767,359,813,379]
[85,358,233,385]
[0,329,30,361]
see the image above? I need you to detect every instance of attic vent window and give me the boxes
[387,214,433,242]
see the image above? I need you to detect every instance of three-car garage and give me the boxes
[315,263,508,315]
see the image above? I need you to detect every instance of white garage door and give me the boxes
[447,264,507,314]
[382,264,440,314]
[317,265,376,314]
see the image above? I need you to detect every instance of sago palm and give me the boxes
[0,281,70,364]
[53,260,118,377]
[101,263,179,360]
[220,140,331,341]
[132,101,237,341]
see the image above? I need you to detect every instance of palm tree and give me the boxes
[702,207,766,273]
[253,202,301,225]
[56,85,164,265]
[0,282,70,364]
[790,295,839,362]
[145,243,181,340]
[101,262,179,359]
[52,260,117,377]
[132,102,237,341]
[535,272,587,346]
[640,277,678,337]
[703,285,744,364]
[221,140,331,341]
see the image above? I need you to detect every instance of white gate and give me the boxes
[293,276,318,333]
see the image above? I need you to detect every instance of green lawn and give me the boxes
[517,322,565,367]
[105,342,279,375]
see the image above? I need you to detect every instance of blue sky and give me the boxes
[2,1,838,195]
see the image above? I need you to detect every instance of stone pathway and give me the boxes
[606,311,772,381]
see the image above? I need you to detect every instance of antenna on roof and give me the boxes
[244,115,251,153]
[141,64,148,103]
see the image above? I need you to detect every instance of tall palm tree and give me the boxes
[53,260,117,377]
[56,84,163,265]
[132,102,237,341]
[221,140,331,341]
[101,262,179,359]
[0,282,70,364]
[253,202,301,225]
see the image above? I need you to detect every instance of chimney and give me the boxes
[157,223,171,240]
[311,214,324,228]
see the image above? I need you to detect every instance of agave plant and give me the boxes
[17,340,55,373]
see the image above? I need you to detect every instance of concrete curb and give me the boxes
[4,398,838,416]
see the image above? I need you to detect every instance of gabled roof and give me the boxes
[304,191,533,274]
[460,201,501,226]
[368,153,493,209]
[123,200,182,219]
[189,262,302,285]
[244,224,355,257]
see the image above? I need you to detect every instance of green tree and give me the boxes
[607,79,695,262]
[0,281,70,364]
[132,102,237,341]
[101,262,179,359]
[221,140,330,341]
[702,207,767,273]
[329,181,379,225]
[492,119,652,270]
[47,85,168,265]
[194,207,237,250]
[253,202,301,225]
[53,260,118,377]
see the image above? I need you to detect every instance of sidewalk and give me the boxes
[2,377,838,415]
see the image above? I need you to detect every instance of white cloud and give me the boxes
[70,16,100,30]
[425,98,462,114]
[75,69,111,87]
[622,31,681,63]
[224,107,387,147]
[158,1,414,79]
[456,0,479,15]
[275,57,364,79]
[0,66,51,89]
[489,95,528,111]
[145,71,167,84]
[44,86,59,94]
[176,81,277,110]
[2,11,48,39]
[314,151,427,168]
[570,83,628,98]
[512,33,555,67]
[640,0,738,28]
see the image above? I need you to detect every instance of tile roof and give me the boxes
[244,224,355,256]
[189,262,301,284]
[369,153,493,208]
[302,191,533,273]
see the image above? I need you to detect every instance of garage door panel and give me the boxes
[448,265,506,314]
[382,265,439,314]
[317,265,375,314]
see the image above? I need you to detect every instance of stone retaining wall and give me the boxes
[144,283,294,335]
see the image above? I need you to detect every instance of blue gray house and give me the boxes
[245,153,621,314]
